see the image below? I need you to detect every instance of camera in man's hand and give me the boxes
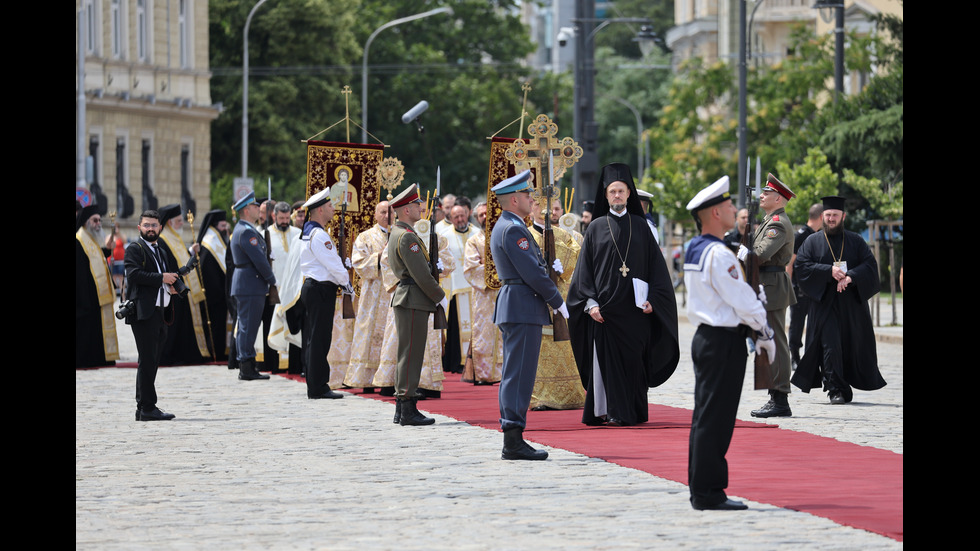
[116,299,137,320]
[171,275,190,298]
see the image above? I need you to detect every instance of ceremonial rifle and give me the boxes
[337,184,356,319]
[430,167,448,329]
[543,152,570,341]
[740,170,771,390]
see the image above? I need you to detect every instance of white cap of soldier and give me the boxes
[686,175,732,213]
[302,186,332,210]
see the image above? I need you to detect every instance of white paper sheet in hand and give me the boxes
[632,278,648,309]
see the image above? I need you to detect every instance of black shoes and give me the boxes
[399,398,435,426]
[501,428,548,460]
[750,399,792,418]
[829,392,847,405]
[238,358,270,381]
[692,498,748,511]
[309,389,344,399]
[138,407,176,421]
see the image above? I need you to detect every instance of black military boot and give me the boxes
[751,391,791,418]
[238,358,270,381]
[501,427,548,460]
[393,398,403,424]
[399,398,435,426]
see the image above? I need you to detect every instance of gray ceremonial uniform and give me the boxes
[230,219,276,361]
[490,211,563,431]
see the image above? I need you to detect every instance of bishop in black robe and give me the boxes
[567,163,679,426]
[791,206,885,402]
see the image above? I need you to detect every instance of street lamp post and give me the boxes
[361,7,453,144]
[605,95,644,182]
[813,1,846,103]
[566,9,655,213]
[242,0,269,180]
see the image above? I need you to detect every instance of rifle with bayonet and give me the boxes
[430,168,448,329]
[740,177,771,390]
[337,188,355,319]
[264,226,281,305]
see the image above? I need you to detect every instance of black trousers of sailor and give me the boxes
[497,321,543,431]
[133,307,169,411]
[302,279,337,397]
[689,324,746,508]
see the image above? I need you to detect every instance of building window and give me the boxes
[180,144,197,216]
[179,0,189,68]
[137,0,148,62]
[111,0,123,59]
[142,139,158,211]
[83,0,97,54]
[89,136,101,189]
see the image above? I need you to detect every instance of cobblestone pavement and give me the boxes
[76,296,902,550]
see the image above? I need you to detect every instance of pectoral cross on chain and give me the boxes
[619,262,630,277]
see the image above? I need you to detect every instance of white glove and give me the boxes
[755,336,775,362]
[341,282,354,295]
[438,297,449,313]
[344,257,352,268]
[758,323,775,341]
[554,302,569,319]
[757,284,768,306]
[437,259,445,271]
[552,258,564,275]
[736,244,749,262]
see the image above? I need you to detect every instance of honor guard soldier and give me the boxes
[387,184,448,426]
[684,176,774,510]
[490,169,567,460]
[299,187,352,399]
[230,191,275,381]
[739,174,797,418]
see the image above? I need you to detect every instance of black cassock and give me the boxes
[158,239,208,366]
[792,230,886,396]
[76,240,115,368]
[567,212,679,425]
[198,247,229,361]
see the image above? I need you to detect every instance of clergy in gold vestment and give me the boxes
[158,204,209,365]
[527,199,586,410]
[75,206,120,368]
[344,203,391,390]
[462,231,502,384]
[372,222,452,396]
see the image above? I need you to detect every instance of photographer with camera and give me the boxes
[123,209,182,421]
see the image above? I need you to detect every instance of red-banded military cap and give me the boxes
[764,173,796,200]
[391,183,424,209]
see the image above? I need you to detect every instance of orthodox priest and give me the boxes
[157,204,208,365]
[462,224,502,385]
[343,201,392,391]
[75,205,119,368]
[567,163,679,426]
[791,195,885,404]
[436,204,481,373]
[197,209,230,361]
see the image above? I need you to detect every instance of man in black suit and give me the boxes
[124,209,181,421]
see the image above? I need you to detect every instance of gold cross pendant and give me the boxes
[620,262,630,277]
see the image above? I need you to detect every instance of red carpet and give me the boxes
[353,376,903,542]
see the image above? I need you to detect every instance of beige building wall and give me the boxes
[76,0,219,231]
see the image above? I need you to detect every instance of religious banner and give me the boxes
[306,140,385,295]
[483,136,538,290]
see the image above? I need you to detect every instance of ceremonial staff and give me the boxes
[187,211,218,363]
[429,166,448,329]
[740,161,771,389]
[543,151,570,341]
